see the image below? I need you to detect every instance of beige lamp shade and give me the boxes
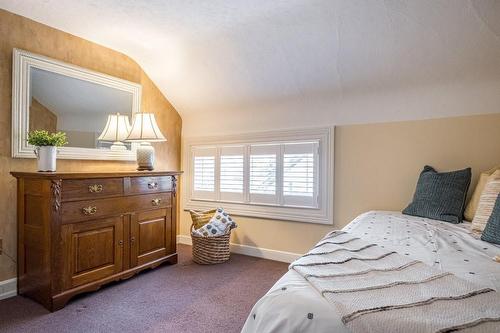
[125,113,166,142]
[97,113,131,142]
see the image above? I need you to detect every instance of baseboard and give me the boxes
[176,235,301,263]
[0,278,17,300]
[177,235,193,246]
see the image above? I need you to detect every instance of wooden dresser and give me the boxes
[10,171,181,311]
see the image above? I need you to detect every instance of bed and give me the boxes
[241,211,500,333]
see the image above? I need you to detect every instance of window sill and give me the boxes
[184,199,332,225]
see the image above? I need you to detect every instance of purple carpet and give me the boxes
[0,244,288,333]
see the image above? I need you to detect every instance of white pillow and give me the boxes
[472,170,500,232]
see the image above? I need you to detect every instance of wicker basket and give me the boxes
[191,224,231,265]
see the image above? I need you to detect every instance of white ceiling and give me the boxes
[3,0,500,134]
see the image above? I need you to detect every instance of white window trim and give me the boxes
[182,127,334,225]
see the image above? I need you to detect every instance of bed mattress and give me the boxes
[241,211,500,333]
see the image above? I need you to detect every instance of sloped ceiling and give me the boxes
[2,0,500,135]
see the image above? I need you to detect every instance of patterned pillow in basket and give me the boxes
[192,208,237,237]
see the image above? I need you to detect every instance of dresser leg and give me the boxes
[51,296,71,312]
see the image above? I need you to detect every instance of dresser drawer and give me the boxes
[128,176,172,194]
[61,193,172,224]
[62,178,123,201]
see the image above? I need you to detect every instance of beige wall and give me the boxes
[0,10,182,281]
[180,113,500,255]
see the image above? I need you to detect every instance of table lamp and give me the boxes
[97,113,131,150]
[125,112,166,170]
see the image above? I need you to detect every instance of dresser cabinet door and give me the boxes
[130,208,173,267]
[61,216,124,289]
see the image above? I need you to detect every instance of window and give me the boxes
[192,147,216,200]
[219,146,245,202]
[283,142,316,207]
[250,153,276,195]
[220,156,243,193]
[184,128,333,224]
[283,152,313,197]
[249,144,279,204]
[193,156,215,191]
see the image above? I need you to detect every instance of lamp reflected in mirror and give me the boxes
[97,113,131,151]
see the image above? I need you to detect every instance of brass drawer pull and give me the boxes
[88,184,103,193]
[118,240,124,246]
[130,237,136,244]
[82,206,97,215]
[151,198,162,206]
[148,182,158,189]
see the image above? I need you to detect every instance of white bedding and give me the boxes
[241,211,500,333]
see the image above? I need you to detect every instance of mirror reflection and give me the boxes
[29,67,134,150]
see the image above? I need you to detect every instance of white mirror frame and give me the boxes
[12,48,141,161]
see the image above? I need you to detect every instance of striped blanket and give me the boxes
[290,230,500,333]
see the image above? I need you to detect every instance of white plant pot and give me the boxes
[34,146,57,172]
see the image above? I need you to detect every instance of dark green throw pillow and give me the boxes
[402,166,471,224]
[481,194,500,245]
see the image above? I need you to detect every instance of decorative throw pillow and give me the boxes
[472,170,500,232]
[402,165,471,224]
[189,208,217,229]
[481,194,500,245]
[192,208,237,237]
[464,165,500,221]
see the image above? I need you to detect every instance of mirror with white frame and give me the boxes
[12,49,142,161]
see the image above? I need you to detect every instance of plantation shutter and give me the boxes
[249,144,280,204]
[192,146,216,200]
[219,145,245,202]
[282,141,318,207]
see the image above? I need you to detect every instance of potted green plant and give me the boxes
[27,130,68,172]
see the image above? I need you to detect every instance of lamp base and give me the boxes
[136,142,155,171]
[136,166,154,171]
[110,141,127,151]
